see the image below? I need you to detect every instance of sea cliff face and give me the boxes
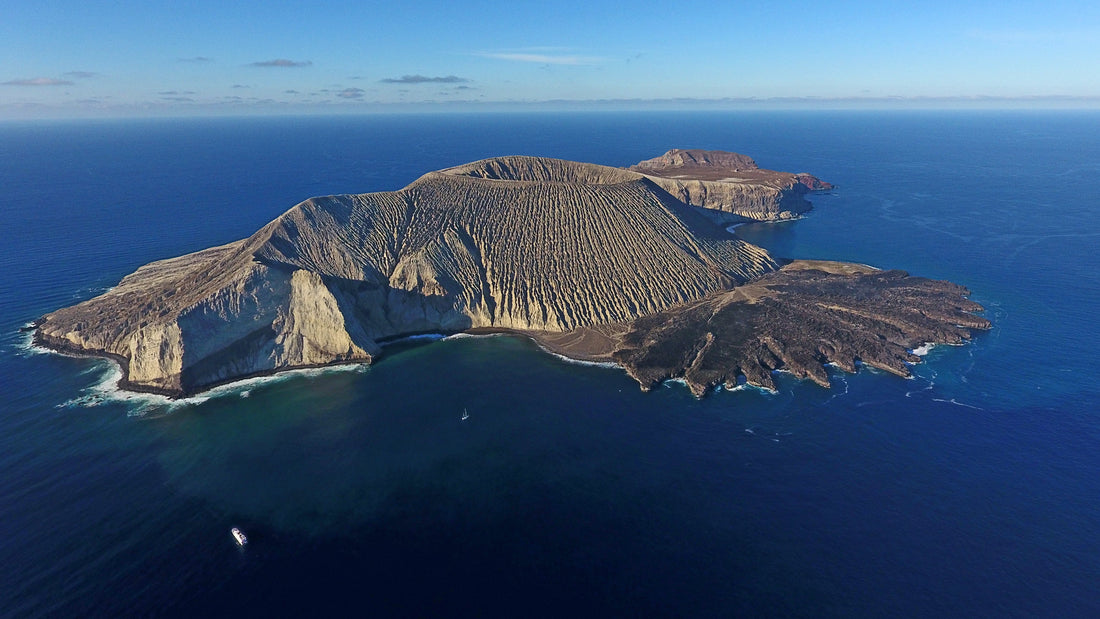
[629,149,834,221]
[35,151,985,398]
[36,154,779,395]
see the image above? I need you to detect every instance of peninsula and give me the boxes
[34,150,988,398]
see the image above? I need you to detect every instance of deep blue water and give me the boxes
[2,111,1099,617]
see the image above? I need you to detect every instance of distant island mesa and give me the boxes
[34,149,988,398]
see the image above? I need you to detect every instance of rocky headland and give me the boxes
[628,148,834,222]
[34,150,987,398]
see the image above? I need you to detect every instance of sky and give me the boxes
[2,0,1099,118]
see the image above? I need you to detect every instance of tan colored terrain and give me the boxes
[629,148,834,221]
[36,155,776,396]
[35,152,986,398]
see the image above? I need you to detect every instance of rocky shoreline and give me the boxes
[34,150,988,399]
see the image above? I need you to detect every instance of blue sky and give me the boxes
[3,0,1099,117]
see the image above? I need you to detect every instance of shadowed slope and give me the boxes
[35,155,778,396]
[35,152,986,399]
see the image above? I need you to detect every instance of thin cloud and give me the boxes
[250,59,312,68]
[475,52,602,65]
[504,46,574,53]
[3,77,74,86]
[336,87,365,99]
[64,71,98,79]
[380,75,469,84]
[965,28,1089,43]
[179,56,214,63]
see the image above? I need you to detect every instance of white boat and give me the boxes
[461,408,469,421]
[231,527,247,546]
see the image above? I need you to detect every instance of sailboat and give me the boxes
[461,408,469,421]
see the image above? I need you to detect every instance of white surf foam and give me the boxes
[13,326,52,357]
[443,332,506,341]
[931,397,984,411]
[388,333,446,344]
[54,356,372,416]
[826,375,850,402]
[733,382,779,395]
[544,350,620,369]
[911,343,934,356]
[460,331,624,370]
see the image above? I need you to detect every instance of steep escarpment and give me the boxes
[36,151,986,399]
[35,155,777,396]
[629,149,834,221]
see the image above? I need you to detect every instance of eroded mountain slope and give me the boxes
[36,155,777,396]
[36,151,986,399]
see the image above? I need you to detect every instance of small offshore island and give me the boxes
[35,149,989,398]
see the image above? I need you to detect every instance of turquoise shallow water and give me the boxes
[1,112,1099,617]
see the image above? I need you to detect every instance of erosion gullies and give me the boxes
[35,154,781,396]
[35,151,986,398]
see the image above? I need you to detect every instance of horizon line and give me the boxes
[3,94,1100,121]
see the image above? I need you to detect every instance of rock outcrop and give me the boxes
[629,148,834,221]
[36,155,777,396]
[609,261,991,396]
[35,152,986,398]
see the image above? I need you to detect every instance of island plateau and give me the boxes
[34,150,988,398]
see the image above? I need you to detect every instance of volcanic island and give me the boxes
[34,149,990,398]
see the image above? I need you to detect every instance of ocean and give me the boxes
[1,111,1098,617]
